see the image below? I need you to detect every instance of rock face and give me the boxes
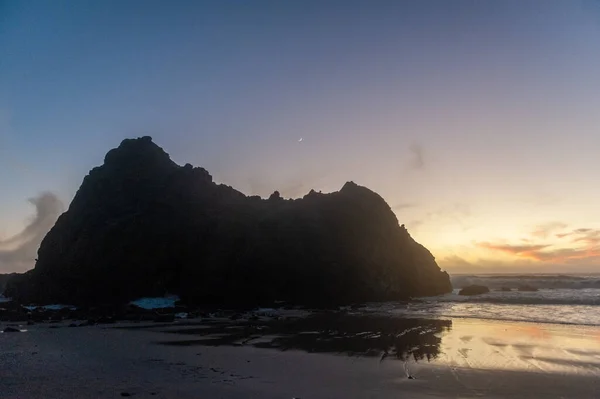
[5,137,452,306]
[458,285,490,296]
[0,273,17,294]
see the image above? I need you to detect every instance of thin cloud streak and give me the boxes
[476,225,600,265]
[531,222,568,239]
[0,192,63,272]
[408,143,425,170]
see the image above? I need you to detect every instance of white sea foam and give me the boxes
[130,295,179,309]
[22,304,76,311]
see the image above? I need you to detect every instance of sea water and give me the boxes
[363,274,600,326]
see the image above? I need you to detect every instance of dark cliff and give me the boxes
[0,273,17,295]
[5,137,451,305]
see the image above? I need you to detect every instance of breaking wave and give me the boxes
[451,274,600,290]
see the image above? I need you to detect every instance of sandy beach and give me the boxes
[2,314,600,399]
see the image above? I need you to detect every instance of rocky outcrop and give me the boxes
[5,137,452,306]
[458,285,490,296]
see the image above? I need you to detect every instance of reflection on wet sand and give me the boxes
[112,313,600,397]
[145,310,600,378]
[154,313,451,362]
[438,318,600,375]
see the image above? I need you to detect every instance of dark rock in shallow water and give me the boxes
[3,326,21,333]
[0,310,29,323]
[499,287,512,292]
[458,285,490,296]
[93,316,116,324]
[5,137,452,306]
[153,313,175,323]
[518,285,538,292]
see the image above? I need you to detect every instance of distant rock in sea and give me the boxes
[4,137,452,306]
[517,285,538,292]
[459,285,490,296]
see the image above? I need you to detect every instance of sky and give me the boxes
[2,0,600,274]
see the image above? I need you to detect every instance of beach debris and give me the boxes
[404,361,415,379]
[23,304,76,311]
[153,313,175,323]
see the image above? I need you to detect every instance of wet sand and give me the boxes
[1,315,599,398]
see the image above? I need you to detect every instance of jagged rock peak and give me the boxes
[340,181,380,198]
[103,136,176,171]
[341,181,359,191]
[268,191,282,200]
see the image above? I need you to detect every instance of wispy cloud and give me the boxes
[571,229,600,245]
[477,242,551,254]
[0,192,63,272]
[408,143,425,170]
[439,255,536,273]
[477,225,600,264]
[477,242,551,258]
[530,222,568,239]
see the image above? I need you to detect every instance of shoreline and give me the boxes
[2,314,600,398]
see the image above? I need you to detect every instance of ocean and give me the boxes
[362,274,600,326]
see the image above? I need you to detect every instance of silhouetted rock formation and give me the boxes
[5,137,452,305]
[458,285,490,296]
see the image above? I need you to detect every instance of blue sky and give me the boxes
[2,1,600,272]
